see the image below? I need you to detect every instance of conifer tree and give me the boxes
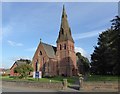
[91,16,120,75]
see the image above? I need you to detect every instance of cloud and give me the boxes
[8,40,23,47]
[73,29,104,40]
[75,47,87,57]
[75,46,91,60]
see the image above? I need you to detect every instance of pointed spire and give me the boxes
[62,5,67,18]
[56,5,74,43]
[61,5,69,32]
[63,4,65,10]
[63,4,65,11]
[62,5,68,22]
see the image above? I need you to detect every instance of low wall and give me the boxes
[83,81,118,91]
[2,80,63,90]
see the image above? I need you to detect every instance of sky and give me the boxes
[1,2,118,69]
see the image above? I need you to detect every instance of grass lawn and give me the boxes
[1,75,78,84]
[85,75,119,82]
[1,75,119,84]
[1,76,59,83]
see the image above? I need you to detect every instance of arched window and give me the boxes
[36,60,38,72]
[60,44,62,50]
[64,44,66,49]
[40,51,42,55]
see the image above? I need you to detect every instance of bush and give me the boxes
[14,64,33,79]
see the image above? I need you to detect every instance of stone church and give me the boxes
[32,5,78,77]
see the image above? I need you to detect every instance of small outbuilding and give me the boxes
[10,59,31,76]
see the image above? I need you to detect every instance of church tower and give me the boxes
[56,5,77,76]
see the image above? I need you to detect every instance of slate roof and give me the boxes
[10,59,30,70]
[56,5,74,43]
[41,42,56,58]
[15,61,27,66]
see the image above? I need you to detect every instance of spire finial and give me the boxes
[62,4,67,18]
[63,4,65,11]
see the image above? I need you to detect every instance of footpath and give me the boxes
[1,80,118,92]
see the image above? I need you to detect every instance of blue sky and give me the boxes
[1,2,118,69]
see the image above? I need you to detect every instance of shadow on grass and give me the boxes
[68,85,79,90]
[27,79,34,81]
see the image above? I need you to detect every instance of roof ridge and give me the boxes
[41,42,56,48]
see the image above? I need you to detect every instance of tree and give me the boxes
[14,64,33,79]
[110,16,120,75]
[76,52,90,75]
[91,16,120,75]
[91,30,111,75]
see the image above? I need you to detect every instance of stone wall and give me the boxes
[83,81,118,91]
[2,80,63,90]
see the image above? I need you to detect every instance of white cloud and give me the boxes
[8,40,23,47]
[73,29,104,40]
[75,46,90,60]
[75,47,87,57]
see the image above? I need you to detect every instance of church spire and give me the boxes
[61,5,69,32]
[56,5,74,43]
[62,5,67,18]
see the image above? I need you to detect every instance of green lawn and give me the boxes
[1,75,119,84]
[1,76,59,83]
[1,75,78,84]
[85,75,119,82]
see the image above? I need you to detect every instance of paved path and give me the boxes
[2,85,117,92]
[2,85,58,92]
[1,84,79,92]
[1,81,118,92]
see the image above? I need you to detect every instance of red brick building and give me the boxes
[32,5,78,77]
